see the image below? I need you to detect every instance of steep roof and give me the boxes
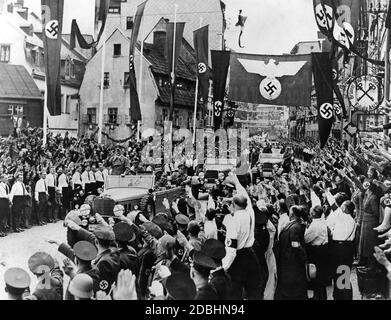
[137,41,197,81]
[0,64,42,100]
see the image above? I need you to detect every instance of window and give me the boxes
[113,44,121,56]
[32,49,39,66]
[87,108,97,124]
[126,16,133,30]
[65,95,71,114]
[104,72,110,87]
[108,6,120,14]
[8,105,23,115]
[0,45,10,62]
[70,61,75,78]
[65,59,70,76]
[124,72,130,87]
[108,108,118,124]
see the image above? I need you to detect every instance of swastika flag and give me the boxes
[312,52,334,149]
[229,52,312,107]
[41,0,64,116]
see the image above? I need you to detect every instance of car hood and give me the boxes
[104,187,149,202]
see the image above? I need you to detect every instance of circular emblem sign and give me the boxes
[198,63,207,74]
[259,77,282,100]
[214,101,222,117]
[319,103,334,119]
[45,20,59,39]
[347,75,383,112]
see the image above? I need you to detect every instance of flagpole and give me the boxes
[98,22,106,144]
[169,4,178,121]
[138,14,145,142]
[43,81,48,147]
[192,17,203,144]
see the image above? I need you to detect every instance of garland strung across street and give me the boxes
[101,131,135,143]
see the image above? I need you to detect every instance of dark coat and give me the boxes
[277,219,307,299]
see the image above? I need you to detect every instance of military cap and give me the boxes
[165,273,196,300]
[175,214,190,226]
[28,252,55,274]
[223,177,236,189]
[158,234,177,251]
[142,221,163,239]
[73,241,98,261]
[201,239,226,261]
[93,225,116,241]
[113,222,136,242]
[68,274,94,299]
[193,250,220,270]
[4,268,31,289]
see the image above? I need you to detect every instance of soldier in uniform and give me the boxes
[113,221,139,275]
[202,239,232,300]
[66,221,121,294]
[191,251,219,300]
[48,240,101,298]
[26,252,64,300]
[110,146,131,176]
[4,268,31,300]
[0,174,10,237]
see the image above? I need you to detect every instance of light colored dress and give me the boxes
[264,220,277,300]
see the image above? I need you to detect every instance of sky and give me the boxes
[16,0,319,54]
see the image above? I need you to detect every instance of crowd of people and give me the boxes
[1,126,391,300]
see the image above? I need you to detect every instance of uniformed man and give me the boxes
[9,172,28,233]
[95,163,105,191]
[35,171,49,225]
[58,167,71,217]
[81,165,95,195]
[72,166,83,196]
[191,250,219,300]
[110,146,131,176]
[0,174,11,237]
[66,221,121,294]
[4,268,31,300]
[48,240,101,298]
[164,272,196,300]
[113,221,139,275]
[46,167,57,222]
[222,173,261,300]
[201,239,232,300]
[26,252,64,300]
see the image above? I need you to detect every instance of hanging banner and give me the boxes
[229,52,312,107]
[312,52,334,148]
[313,0,335,39]
[166,22,185,116]
[95,0,110,44]
[128,1,147,122]
[193,25,210,111]
[211,50,230,131]
[70,19,95,49]
[41,0,64,116]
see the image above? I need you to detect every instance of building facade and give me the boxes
[80,0,226,142]
[79,19,209,142]
[0,0,88,137]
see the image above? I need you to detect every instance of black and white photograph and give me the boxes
[0,0,391,307]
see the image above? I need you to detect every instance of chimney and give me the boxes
[16,0,23,7]
[153,30,166,57]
